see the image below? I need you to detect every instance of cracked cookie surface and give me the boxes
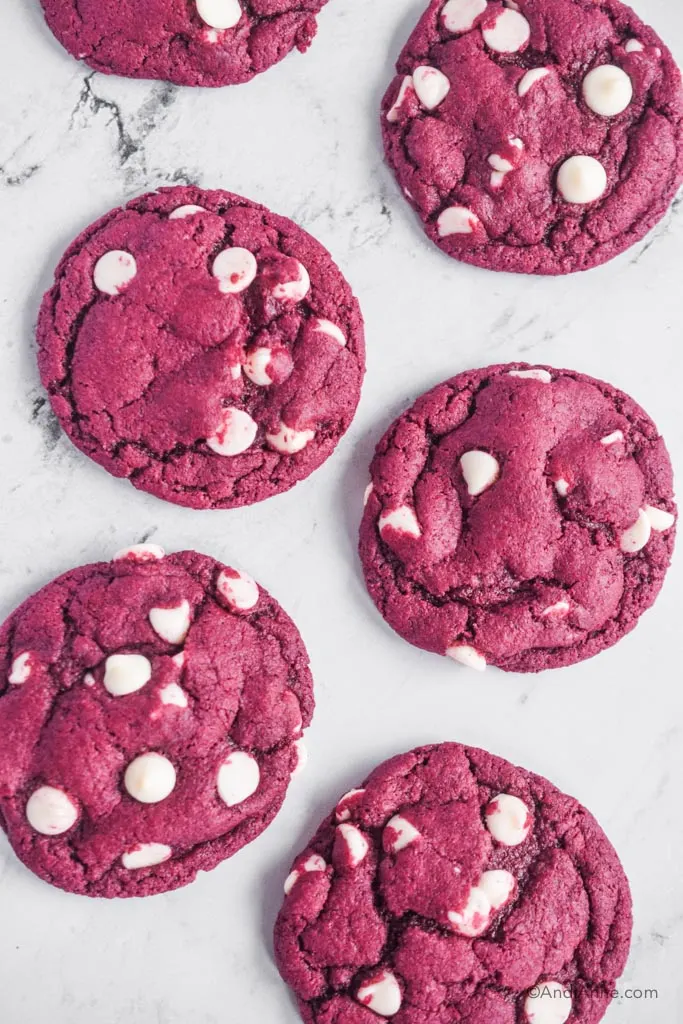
[382,0,683,274]
[359,363,676,673]
[40,0,328,87]
[274,742,632,1024]
[37,186,365,510]
[0,546,313,897]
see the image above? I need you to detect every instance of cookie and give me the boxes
[359,363,676,673]
[275,742,632,1024]
[382,0,683,274]
[40,0,328,87]
[37,186,365,510]
[0,545,313,897]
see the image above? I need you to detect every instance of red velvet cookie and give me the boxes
[0,545,313,897]
[40,0,328,87]
[275,742,632,1024]
[37,187,365,510]
[359,363,676,673]
[382,0,683,274]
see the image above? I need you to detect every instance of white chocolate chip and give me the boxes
[448,885,492,936]
[378,505,421,539]
[384,814,421,853]
[517,67,550,97]
[9,652,32,685]
[620,509,652,553]
[412,66,451,110]
[479,869,516,910]
[94,251,137,296]
[121,843,172,870]
[266,422,315,454]
[149,600,191,644]
[337,823,369,867]
[554,478,570,497]
[212,247,257,294]
[357,971,402,1017]
[230,362,242,381]
[243,348,274,386]
[313,318,346,346]
[442,0,487,34]
[601,430,624,446]
[272,261,310,303]
[643,504,675,532]
[195,0,242,30]
[291,738,308,777]
[217,751,260,806]
[460,450,500,496]
[159,683,188,708]
[524,980,572,1024]
[541,599,570,618]
[83,672,96,687]
[172,651,186,668]
[26,786,78,836]
[485,793,531,846]
[169,205,206,219]
[509,368,552,383]
[114,543,165,562]
[124,753,176,804]
[104,653,152,697]
[446,644,487,672]
[217,568,259,611]
[207,407,258,456]
[387,76,415,122]
[437,206,479,236]
[582,65,633,117]
[363,483,374,507]
[284,854,327,894]
[482,8,530,53]
[624,38,644,53]
[335,788,366,822]
[557,155,607,204]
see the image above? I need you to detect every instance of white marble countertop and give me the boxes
[0,0,681,1020]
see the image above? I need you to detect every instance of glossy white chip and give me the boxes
[524,981,572,1024]
[169,205,206,219]
[541,599,570,618]
[554,478,570,497]
[437,206,479,236]
[582,65,632,117]
[363,483,374,507]
[442,0,487,34]
[207,407,258,456]
[335,788,366,822]
[104,653,152,697]
[313,318,346,346]
[337,823,369,867]
[446,644,487,672]
[509,368,552,383]
[284,854,327,894]
[9,652,32,685]
[557,155,607,204]
[217,751,260,806]
[485,793,531,846]
[291,739,308,777]
[356,971,402,1017]
[94,250,137,295]
[122,843,172,870]
[243,348,274,386]
[601,430,624,446]
[378,505,421,539]
[387,76,415,122]
[460,450,500,496]
[620,509,651,553]
[479,869,516,910]
[212,247,257,293]
[448,885,492,936]
[26,786,78,836]
[266,422,315,454]
[124,753,177,804]
[385,814,421,853]
[643,504,675,532]
[114,543,165,562]
[217,568,259,611]
[412,66,451,110]
[195,0,242,30]
[159,683,188,708]
[518,67,550,96]
[272,261,310,302]
[482,8,530,53]
[624,38,644,53]
[149,600,191,644]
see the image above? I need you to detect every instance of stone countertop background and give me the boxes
[0,0,681,1020]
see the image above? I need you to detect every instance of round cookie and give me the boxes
[359,363,676,673]
[37,186,365,510]
[275,742,632,1024]
[39,0,329,87]
[0,545,313,897]
[382,0,683,274]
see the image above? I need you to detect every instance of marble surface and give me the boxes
[0,0,681,1020]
